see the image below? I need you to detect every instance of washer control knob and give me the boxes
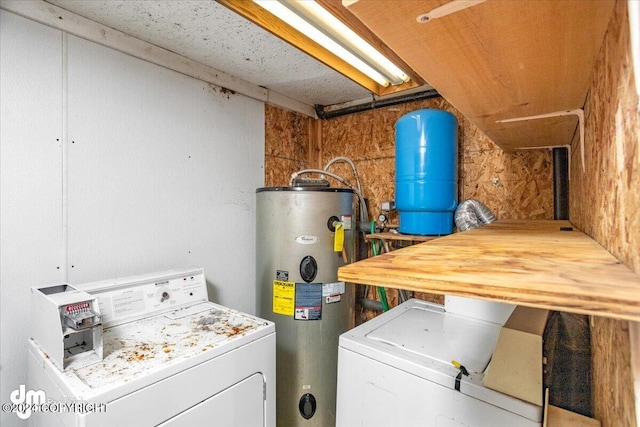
[157,288,171,303]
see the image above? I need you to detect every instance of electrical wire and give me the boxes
[323,156,363,196]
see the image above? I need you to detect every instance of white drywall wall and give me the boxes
[0,10,264,427]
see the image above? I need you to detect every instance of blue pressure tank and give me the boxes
[395,109,458,235]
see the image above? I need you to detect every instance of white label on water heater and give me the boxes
[326,295,341,304]
[341,214,352,230]
[295,235,319,245]
[323,281,345,296]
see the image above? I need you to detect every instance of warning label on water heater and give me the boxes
[294,282,322,321]
[273,280,295,316]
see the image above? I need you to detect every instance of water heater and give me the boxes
[395,108,458,235]
[256,186,355,427]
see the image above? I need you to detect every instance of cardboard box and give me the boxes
[545,405,600,427]
[544,389,601,427]
[484,306,549,405]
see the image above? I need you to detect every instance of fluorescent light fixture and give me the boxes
[286,1,409,84]
[253,0,409,87]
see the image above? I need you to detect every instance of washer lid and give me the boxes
[339,299,542,422]
[366,302,501,373]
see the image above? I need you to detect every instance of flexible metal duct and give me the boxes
[454,199,496,231]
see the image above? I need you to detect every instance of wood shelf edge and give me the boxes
[339,220,640,322]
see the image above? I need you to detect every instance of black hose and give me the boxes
[359,298,384,311]
[316,89,441,120]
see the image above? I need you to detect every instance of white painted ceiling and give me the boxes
[45,0,376,107]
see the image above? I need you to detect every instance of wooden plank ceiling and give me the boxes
[344,0,615,151]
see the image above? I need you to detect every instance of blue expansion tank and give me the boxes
[395,109,458,235]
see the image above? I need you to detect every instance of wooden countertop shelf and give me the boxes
[338,220,640,322]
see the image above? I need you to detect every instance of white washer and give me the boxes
[336,298,542,427]
[28,268,275,427]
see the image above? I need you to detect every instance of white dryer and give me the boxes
[336,297,542,427]
[28,268,275,427]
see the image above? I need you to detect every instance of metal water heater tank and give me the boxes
[256,186,355,427]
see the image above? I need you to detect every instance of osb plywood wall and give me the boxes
[265,97,554,312]
[266,99,553,222]
[320,97,553,224]
[570,1,639,426]
[319,97,553,313]
[264,105,310,187]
